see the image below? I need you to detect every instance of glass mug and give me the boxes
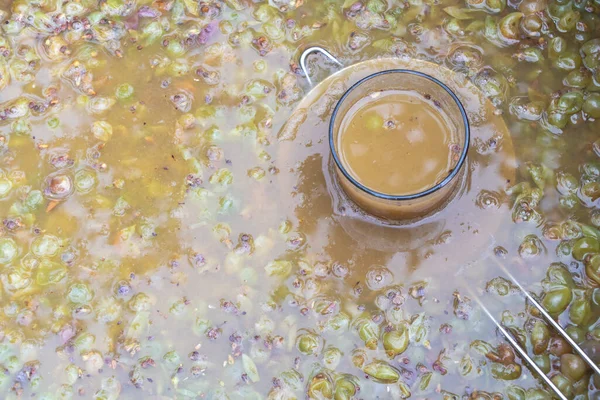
[300,47,470,221]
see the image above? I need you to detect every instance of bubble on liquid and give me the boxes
[365,266,393,291]
[303,278,321,299]
[475,190,501,210]
[445,44,484,73]
[332,262,349,278]
[466,106,490,127]
[509,96,544,121]
[494,246,508,259]
[518,234,546,259]
[375,294,391,310]
[313,262,330,278]
[44,171,74,200]
[287,231,307,250]
[472,135,503,156]
[472,67,508,104]
[389,39,416,58]
[170,90,194,112]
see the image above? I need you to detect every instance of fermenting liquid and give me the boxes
[338,90,458,196]
[0,0,596,394]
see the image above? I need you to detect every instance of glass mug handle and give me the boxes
[299,46,343,87]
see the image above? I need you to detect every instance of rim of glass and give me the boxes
[329,69,471,201]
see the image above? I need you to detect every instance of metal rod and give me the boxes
[466,287,568,400]
[491,256,600,376]
[299,46,343,87]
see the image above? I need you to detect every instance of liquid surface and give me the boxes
[338,90,456,195]
[0,0,599,398]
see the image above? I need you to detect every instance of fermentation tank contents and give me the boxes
[0,0,599,397]
[338,90,458,196]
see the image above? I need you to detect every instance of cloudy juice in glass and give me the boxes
[330,70,470,221]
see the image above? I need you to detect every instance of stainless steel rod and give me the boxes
[466,287,568,400]
[491,256,600,376]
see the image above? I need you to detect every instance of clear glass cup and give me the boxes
[329,69,470,221]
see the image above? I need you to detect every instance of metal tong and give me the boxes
[470,256,600,400]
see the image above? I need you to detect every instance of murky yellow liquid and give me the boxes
[1,0,597,394]
[338,90,456,195]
